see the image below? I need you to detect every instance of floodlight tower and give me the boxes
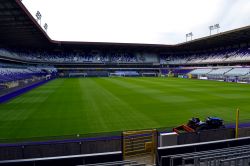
[190,32,193,40]
[36,11,42,25]
[186,33,189,42]
[44,23,48,33]
[214,24,220,33]
[209,25,214,36]
[209,24,220,35]
[186,32,193,42]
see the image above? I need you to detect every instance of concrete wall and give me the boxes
[1,127,250,161]
[0,137,121,160]
[238,127,250,137]
[177,128,235,145]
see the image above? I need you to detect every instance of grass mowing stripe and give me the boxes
[94,78,160,127]
[0,77,250,141]
[102,78,200,126]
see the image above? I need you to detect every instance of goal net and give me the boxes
[109,73,126,77]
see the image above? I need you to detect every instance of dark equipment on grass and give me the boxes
[187,117,225,131]
[173,117,225,133]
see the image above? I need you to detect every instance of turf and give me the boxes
[1,77,250,141]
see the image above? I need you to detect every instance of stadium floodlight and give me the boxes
[186,32,193,42]
[186,33,189,42]
[36,11,42,25]
[209,25,214,36]
[44,23,48,32]
[214,24,220,33]
[190,32,193,40]
[209,24,220,35]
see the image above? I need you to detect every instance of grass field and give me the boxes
[1,77,250,141]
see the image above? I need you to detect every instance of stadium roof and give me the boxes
[0,0,250,52]
[177,26,250,51]
[0,0,51,48]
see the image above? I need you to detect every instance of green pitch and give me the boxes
[1,77,250,141]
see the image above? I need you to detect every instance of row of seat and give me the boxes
[0,48,140,63]
[219,155,250,166]
[161,144,250,166]
[0,68,46,83]
[0,67,57,84]
[189,67,250,76]
[161,48,250,65]
[2,47,250,65]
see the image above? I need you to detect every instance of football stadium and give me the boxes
[0,0,250,165]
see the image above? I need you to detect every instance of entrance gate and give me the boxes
[122,129,157,164]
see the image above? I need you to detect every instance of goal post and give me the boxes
[109,73,126,77]
[68,73,87,77]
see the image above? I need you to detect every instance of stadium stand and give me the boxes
[186,67,250,83]
[109,52,137,63]
[171,69,193,75]
[0,48,138,64]
[168,145,250,166]
[0,85,5,91]
[188,68,213,75]
[160,47,250,65]
[0,0,250,165]
[158,136,250,166]
[0,66,57,100]
[0,68,46,83]
[224,67,250,76]
[2,47,250,65]
[207,68,232,75]
[219,155,250,166]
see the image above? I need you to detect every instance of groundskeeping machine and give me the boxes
[173,117,225,133]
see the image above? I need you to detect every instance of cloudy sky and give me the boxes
[22,0,250,44]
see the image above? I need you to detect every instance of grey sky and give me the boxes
[22,0,250,45]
